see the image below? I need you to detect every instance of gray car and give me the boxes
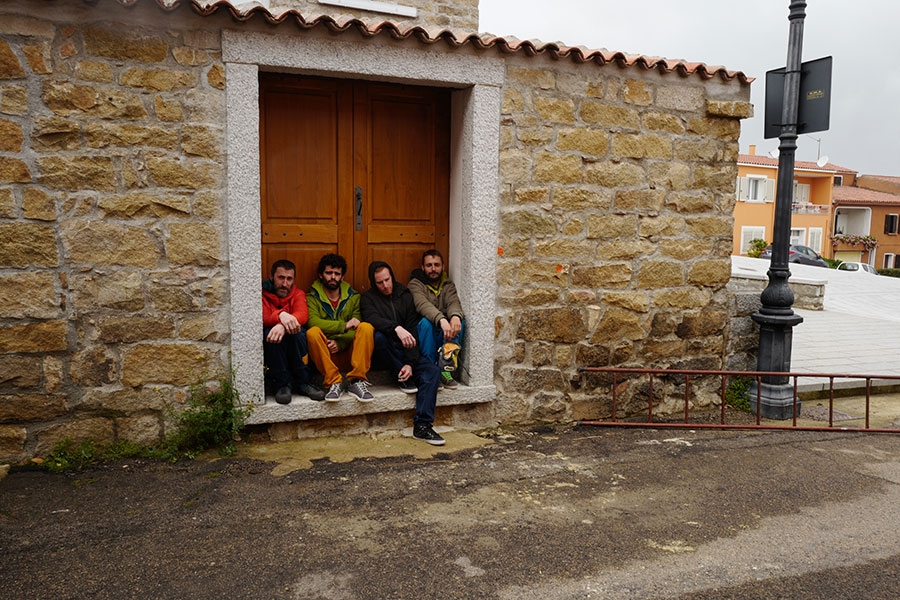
[759,244,828,267]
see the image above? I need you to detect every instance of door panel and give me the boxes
[260,74,449,292]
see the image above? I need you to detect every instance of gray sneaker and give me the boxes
[324,382,343,402]
[347,379,374,402]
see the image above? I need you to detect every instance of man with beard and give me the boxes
[361,261,444,446]
[408,249,465,390]
[262,259,326,404]
[306,254,375,402]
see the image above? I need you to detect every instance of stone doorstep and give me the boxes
[245,383,496,425]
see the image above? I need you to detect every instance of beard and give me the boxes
[426,272,442,285]
[322,278,340,291]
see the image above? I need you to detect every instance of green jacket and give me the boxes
[306,279,362,352]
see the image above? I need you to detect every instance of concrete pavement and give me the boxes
[731,256,900,390]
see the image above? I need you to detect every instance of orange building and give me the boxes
[732,146,851,259]
[833,175,900,268]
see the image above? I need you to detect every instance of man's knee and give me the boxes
[355,321,374,339]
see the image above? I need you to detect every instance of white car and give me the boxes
[836,261,879,275]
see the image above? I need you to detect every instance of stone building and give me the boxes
[0,0,752,462]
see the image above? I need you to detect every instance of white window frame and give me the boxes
[740,226,766,255]
[808,227,823,253]
[789,227,806,246]
[885,213,899,235]
[884,253,896,269]
[735,175,774,203]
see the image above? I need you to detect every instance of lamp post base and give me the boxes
[749,380,801,420]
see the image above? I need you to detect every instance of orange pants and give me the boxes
[306,323,374,386]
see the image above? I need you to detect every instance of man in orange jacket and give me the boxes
[263,259,325,403]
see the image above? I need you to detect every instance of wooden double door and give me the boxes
[260,74,450,292]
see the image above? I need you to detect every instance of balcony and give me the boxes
[791,203,827,215]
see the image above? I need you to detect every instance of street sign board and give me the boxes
[764,56,833,139]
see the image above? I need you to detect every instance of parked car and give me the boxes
[836,261,879,275]
[759,244,828,267]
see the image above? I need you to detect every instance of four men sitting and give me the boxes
[261,250,464,445]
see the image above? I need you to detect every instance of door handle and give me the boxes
[355,186,362,231]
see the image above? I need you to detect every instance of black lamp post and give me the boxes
[751,0,806,419]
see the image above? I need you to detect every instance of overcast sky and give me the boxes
[479,0,900,176]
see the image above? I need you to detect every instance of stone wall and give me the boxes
[264,0,479,31]
[494,58,750,423]
[0,4,229,462]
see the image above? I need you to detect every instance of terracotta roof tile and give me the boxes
[737,154,854,174]
[833,185,900,207]
[95,0,752,83]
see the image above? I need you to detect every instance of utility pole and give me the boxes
[751,0,806,419]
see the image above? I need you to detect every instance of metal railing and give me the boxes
[578,367,900,433]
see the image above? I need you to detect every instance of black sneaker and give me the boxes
[398,378,418,394]
[275,386,292,404]
[324,382,343,402]
[297,382,326,401]
[347,379,374,402]
[413,423,445,446]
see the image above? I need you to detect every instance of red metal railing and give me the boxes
[578,367,900,433]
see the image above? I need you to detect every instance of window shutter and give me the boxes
[796,183,810,204]
[765,179,776,203]
[736,176,749,201]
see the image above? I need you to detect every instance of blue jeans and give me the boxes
[263,327,313,390]
[416,316,465,366]
[373,331,441,425]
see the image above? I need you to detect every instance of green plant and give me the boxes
[158,369,249,460]
[823,257,841,269]
[725,376,752,412]
[877,268,900,278]
[747,238,768,258]
[39,370,249,471]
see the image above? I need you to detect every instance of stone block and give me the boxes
[590,308,646,343]
[86,122,178,149]
[687,116,742,140]
[0,188,13,217]
[70,271,145,311]
[674,138,722,162]
[97,315,176,343]
[580,101,640,130]
[514,186,549,204]
[623,79,652,106]
[502,87,524,113]
[148,283,199,312]
[517,127,553,146]
[121,68,195,92]
[583,161,645,187]
[586,214,638,238]
[0,40,25,79]
[517,307,586,342]
[515,260,568,285]
[74,61,113,82]
[0,156,30,183]
[166,223,222,266]
[658,239,713,260]
[501,366,566,392]
[562,219,583,235]
[172,47,211,66]
[499,149,532,183]
[498,288,560,307]
[611,133,672,159]
[534,238,594,258]
[154,96,184,122]
[99,192,190,218]
[0,321,67,353]
[688,259,732,286]
[557,128,609,156]
[207,63,225,90]
[0,271,59,319]
[553,187,610,211]
[534,96,575,124]
[0,393,68,423]
[534,153,581,183]
[22,188,56,221]
[666,191,714,213]
[685,216,733,237]
[595,239,655,260]
[79,387,168,412]
[602,291,650,312]
[23,43,51,74]
[531,391,569,421]
[182,125,221,159]
[692,165,737,192]
[0,425,26,462]
[639,215,684,237]
[677,311,727,338]
[116,415,163,446]
[70,346,117,386]
[35,417,115,457]
[121,343,219,387]
[615,189,666,212]
[63,222,160,268]
[656,85,705,111]
[648,163,691,191]
[654,288,712,309]
[38,156,116,190]
[706,100,753,119]
[0,355,42,389]
[1,84,27,115]
[642,112,685,133]
[639,339,687,361]
[0,118,23,152]
[146,155,220,189]
[179,313,228,343]
[507,66,555,90]
[32,116,81,150]
[650,312,681,337]
[571,264,632,288]
[502,210,556,238]
[83,27,168,63]
[638,261,683,288]
[41,81,146,119]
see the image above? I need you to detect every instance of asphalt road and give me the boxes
[3,425,900,599]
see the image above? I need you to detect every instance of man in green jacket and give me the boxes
[306,254,375,402]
